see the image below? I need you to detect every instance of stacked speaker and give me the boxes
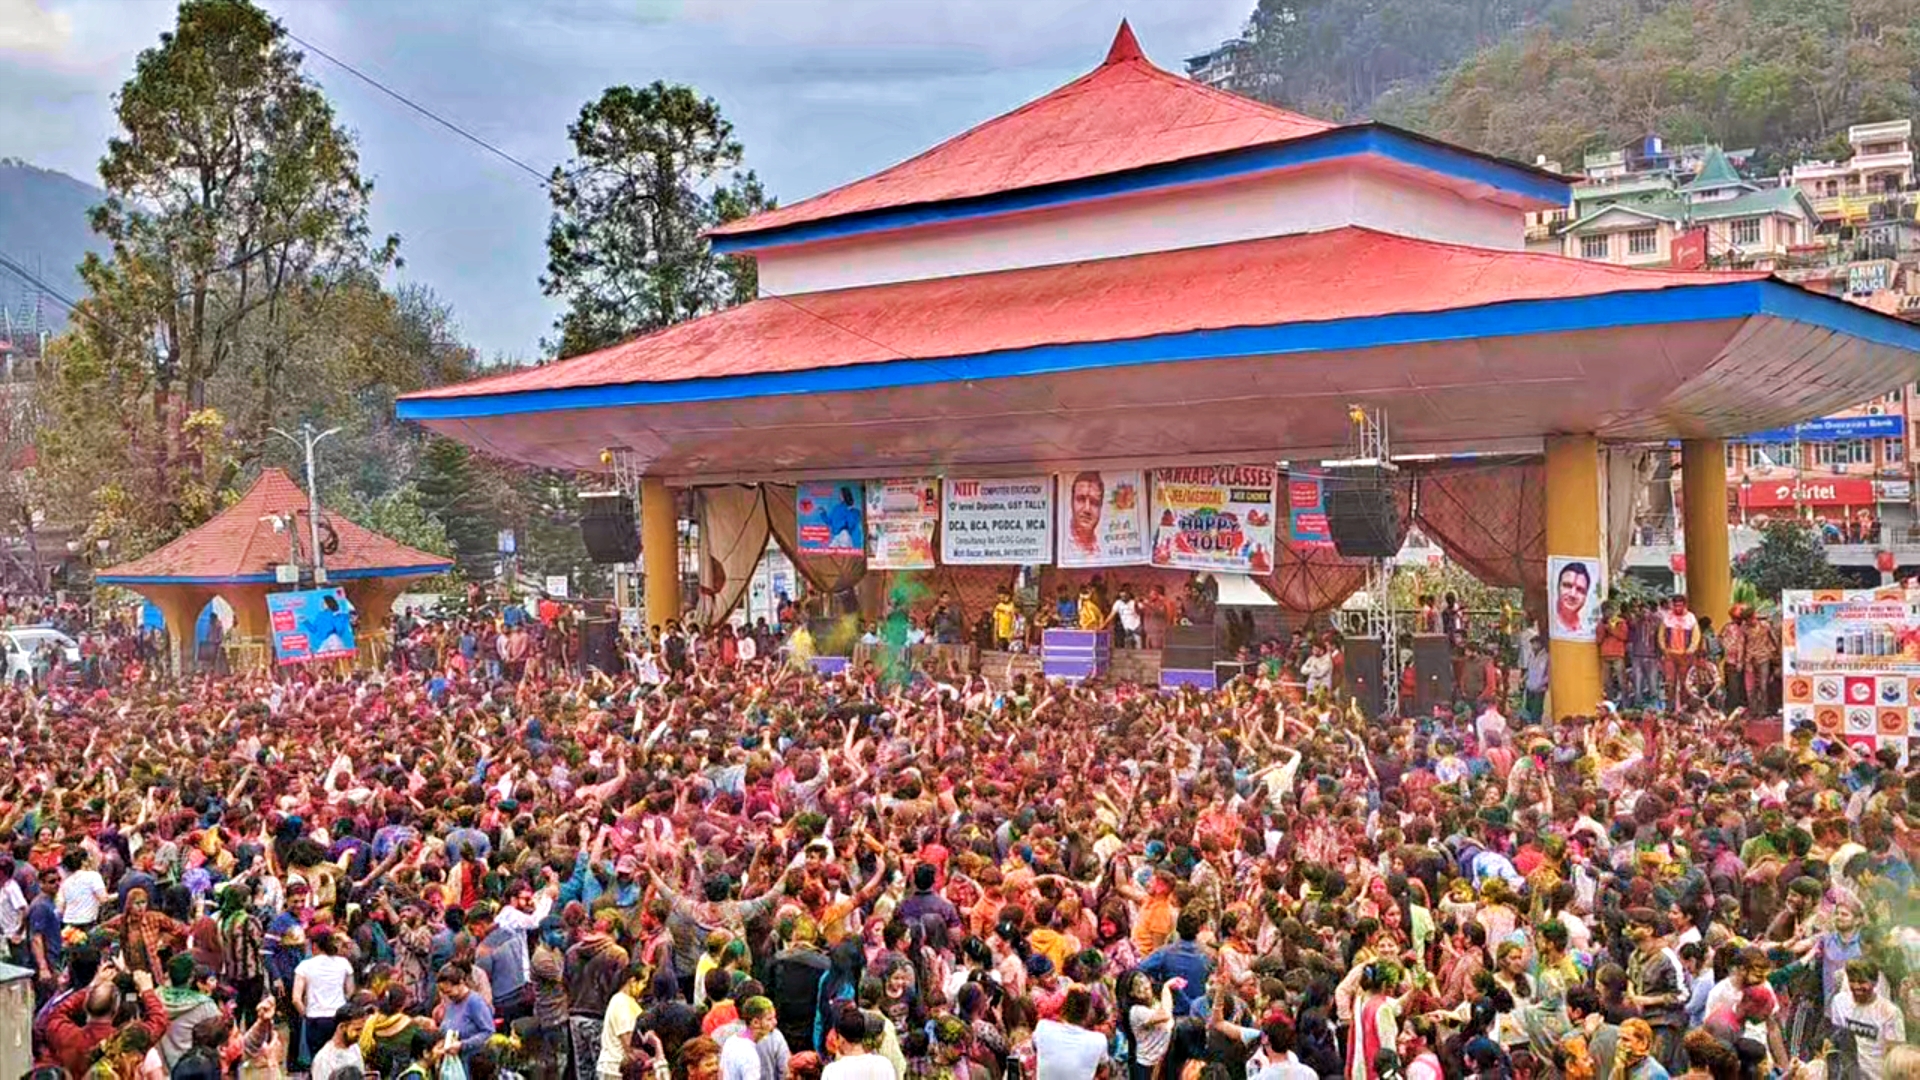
[580,493,641,563]
[1324,467,1406,559]
[1342,637,1384,718]
[1409,633,1455,715]
[1159,625,1217,689]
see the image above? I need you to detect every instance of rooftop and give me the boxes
[98,469,453,585]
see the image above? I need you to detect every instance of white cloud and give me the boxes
[0,0,73,56]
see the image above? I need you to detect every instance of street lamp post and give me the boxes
[268,424,342,582]
[1739,473,1751,527]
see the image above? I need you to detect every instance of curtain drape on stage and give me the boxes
[1409,456,1547,613]
[695,485,770,623]
[764,484,867,600]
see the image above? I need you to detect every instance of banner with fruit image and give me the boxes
[1056,470,1147,568]
[1780,587,1920,764]
[1148,465,1277,574]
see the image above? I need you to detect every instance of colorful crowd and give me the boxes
[2,608,1916,1080]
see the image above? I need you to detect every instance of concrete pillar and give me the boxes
[642,476,679,633]
[1545,435,1603,719]
[345,580,404,668]
[1681,439,1732,630]
[226,585,272,673]
[150,587,212,677]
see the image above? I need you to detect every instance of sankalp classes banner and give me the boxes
[1055,469,1147,568]
[1149,465,1277,574]
[941,477,1053,565]
[865,478,938,570]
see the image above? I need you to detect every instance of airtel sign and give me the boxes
[1741,478,1875,508]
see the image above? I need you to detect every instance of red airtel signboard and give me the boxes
[1740,477,1876,508]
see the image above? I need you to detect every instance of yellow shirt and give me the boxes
[1077,596,1103,629]
[993,601,1018,642]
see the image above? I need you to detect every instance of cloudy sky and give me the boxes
[1,0,1248,359]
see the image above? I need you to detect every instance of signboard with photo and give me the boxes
[1546,555,1601,642]
[1055,469,1147,567]
[796,481,866,556]
[266,587,356,664]
[1781,587,1920,763]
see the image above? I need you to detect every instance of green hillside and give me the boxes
[1228,0,1920,173]
[0,159,104,330]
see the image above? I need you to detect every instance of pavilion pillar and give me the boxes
[226,585,273,673]
[1545,435,1603,719]
[345,579,405,669]
[150,587,212,678]
[642,476,679,633]
[1681,439,1732,629]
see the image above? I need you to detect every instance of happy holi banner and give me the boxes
[1055,469,1147,568]
[865,478,939,570]
[796,481,866,557]
[1148,465,1277,574]
[1287,470,1333,549]
[1780,587,1920,764]
[266,587,356,665]
[941,477,1053,565]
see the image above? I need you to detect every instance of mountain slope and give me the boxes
[0,160,104,331]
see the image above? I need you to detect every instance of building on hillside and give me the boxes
[1582,135,1754,182]
[1791,120,1915,225]
[1183,39,1249,89]
[1558,147,1816,269]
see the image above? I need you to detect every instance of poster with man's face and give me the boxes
[1055,469,1146,567]
[1547,554,1601,642]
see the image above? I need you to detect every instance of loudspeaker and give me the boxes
[1162,625,1215,672]
[1325,471,1406,558]
[1410,633,1454,716]
[1342,637,1385,719]
[582,618,620,674]
[580,493,640,564]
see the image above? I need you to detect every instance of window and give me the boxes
[1627,228,1658,255]
[1725,442,1741,469]
[1812,439,1873,467]
[1580,233,1610,260]
[1886,438,1906,464]
[1730,217,1762,246]
[1753,443,1801,469]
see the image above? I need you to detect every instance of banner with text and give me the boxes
[266,587,357,665]
[941,477,1054,565]
[1149,465,1278,574]
[865,478,939,570]
[1287,470,1333,549]
[796,481,866,556]
[1781,587,1920,764]
[1055,469,1147,567]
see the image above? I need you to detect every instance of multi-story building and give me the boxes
[1183,39,1249,89]
[1791,120,1915,225]
[1558,148,1817,269]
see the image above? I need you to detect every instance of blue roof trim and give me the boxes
[399,280,1815,422]
[98,563,453,587]
[710,125,1571,254]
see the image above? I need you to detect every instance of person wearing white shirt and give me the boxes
[0,857,26,956]
[1829,959,1905,1080]
[1035,988,1108,1080]
[1253,1019,1320,1080]
[736,632,758,664]
[1301,644,1333,697]
[721,1025,763,1080]
[821,1010,894,1080]
[55,854,108,928]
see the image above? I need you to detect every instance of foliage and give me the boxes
[1386,557,1523,618]
[1734,519,1847,600]
[324,481,452,558]
[1235,0,1559,121]
[40,0,399,556]
[1224,0,1920,174]
[542,81,774,359]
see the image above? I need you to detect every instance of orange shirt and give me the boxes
[1132,895,1176,956]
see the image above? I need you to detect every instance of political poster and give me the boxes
[1546,555,1601,642]
[941,477,1053,565]
[1287,470,1333,549]
[796,481,865,556]
[866,478,939,570]
[266,587,356,665]
[1148,465,1277,573]
[1055,469,1147,567]
[1780,587,1920,764]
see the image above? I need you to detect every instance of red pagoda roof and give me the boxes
[709,21,1337,243]
[402,227,1768,403]
[98,469,452,585]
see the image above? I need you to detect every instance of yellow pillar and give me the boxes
[149,586,212,677]
[1545,435,1603,719]
[1681,439,1732,630]
[226,585,273,673]
[642,476,680,632]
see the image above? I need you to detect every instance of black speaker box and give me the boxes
[1161,624,1215,671]
[1342,636,1385,719]
[580,493,641,564]
[1325,471,1405,559]
[582,618,621,674]
[1410,632,1454,715]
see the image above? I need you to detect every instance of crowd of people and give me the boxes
[3,594,1917,1080]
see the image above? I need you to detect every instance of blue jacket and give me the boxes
[1138,939,1212,1017]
